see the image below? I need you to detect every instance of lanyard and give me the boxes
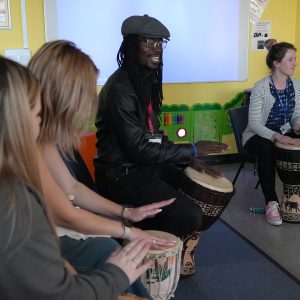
[270,75,289,123]
[147,102,154,133]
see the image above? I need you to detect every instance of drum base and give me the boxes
[279,184,300,223]
[180,231,201,277]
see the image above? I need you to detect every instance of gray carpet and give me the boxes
[219,162,300,281]
[174,220,300,300]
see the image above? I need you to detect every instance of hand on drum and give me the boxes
[130,227,178,250]
[293,123,300,134]
[193,140,229,155]
[107,239,153,284]
[125,198,176,222]
[275,134,297,145]
[189,156,223,178]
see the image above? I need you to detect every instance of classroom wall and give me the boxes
[0,1,298,101]
[0,0,44,52]
[163,0,299,105]
[0,0,299,151]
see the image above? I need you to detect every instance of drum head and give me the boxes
[275,139,300,150]
[145,230,180,254]
[184,167,233,193]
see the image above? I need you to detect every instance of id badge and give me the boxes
[145,133,162,144]
[280,122,292,135]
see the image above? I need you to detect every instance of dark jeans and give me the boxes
[60,236,151,298]
[95,164,203,237]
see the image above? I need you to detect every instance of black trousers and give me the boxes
[95,164,203,237]
[245,132,300,204]
[245,135,278,204]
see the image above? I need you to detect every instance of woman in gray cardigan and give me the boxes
[242,41,300,226]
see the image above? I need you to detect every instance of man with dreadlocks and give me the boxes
[94,14,229,277]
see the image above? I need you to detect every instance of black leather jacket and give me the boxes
[95,67,192,178]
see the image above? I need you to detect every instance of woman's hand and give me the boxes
[275,134,296,145]
[64,260,77,275]
[128,227,178,250]
[107,239,153,284]
[125,198,175,223]
[293,123,300,133]
[189,156,223,178]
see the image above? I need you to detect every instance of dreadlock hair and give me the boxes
[117,35,163,114]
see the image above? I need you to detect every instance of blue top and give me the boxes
[265,77,295,133]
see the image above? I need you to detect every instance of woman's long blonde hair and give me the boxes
[0,56,55,250]
[0,56,41,191]
[28,40,99,157]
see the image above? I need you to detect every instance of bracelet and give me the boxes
[121,206,126,221]
[121,206,132,224]
[191,143,198,156]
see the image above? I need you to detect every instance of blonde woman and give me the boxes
[27,40,174,288]
[0,56,153,300]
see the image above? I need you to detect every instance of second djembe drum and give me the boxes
[275,140,300,222]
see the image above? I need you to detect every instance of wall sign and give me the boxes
[0,0,11,29]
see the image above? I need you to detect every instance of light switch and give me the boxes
[4,48,31,66]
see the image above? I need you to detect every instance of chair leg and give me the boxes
[255,180,260,189]
[232,160,246,185]
[253,156,259,176]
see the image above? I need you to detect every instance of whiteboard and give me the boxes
[44,0,250,85]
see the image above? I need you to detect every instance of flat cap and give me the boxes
[121,14,170,40]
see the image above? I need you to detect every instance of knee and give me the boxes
[88,237,120,255]
[176,199,203,234]
[187,204,203,230]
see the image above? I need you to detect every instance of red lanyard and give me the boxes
[147,102,154,133]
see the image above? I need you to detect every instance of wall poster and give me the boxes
[0,0,11,29]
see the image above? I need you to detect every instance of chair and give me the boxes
[59,131,98,192]
[228,105,259,188]
[60,149,96,191]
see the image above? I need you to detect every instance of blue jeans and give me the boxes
[60,236,151,299]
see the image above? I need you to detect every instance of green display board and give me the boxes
[190,103,222,142]
[158,91,244,143]
[160,104,191,142]
[222,92,244,136]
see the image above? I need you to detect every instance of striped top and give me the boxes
[242,76,300,146]
[265,77,295,132]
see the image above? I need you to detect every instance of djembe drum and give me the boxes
[140,230,182,300]
[179,167,235,276]
[180,167,235,230]
[275,141,300,222]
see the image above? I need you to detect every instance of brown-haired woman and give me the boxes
[243,41,300,226]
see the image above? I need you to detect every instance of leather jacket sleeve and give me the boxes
[96,69,193,166]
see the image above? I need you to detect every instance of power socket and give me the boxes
[4,48,31,66]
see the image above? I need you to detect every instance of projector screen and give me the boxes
[44,0,250,85]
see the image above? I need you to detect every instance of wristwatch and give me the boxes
[121,222,132,240]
